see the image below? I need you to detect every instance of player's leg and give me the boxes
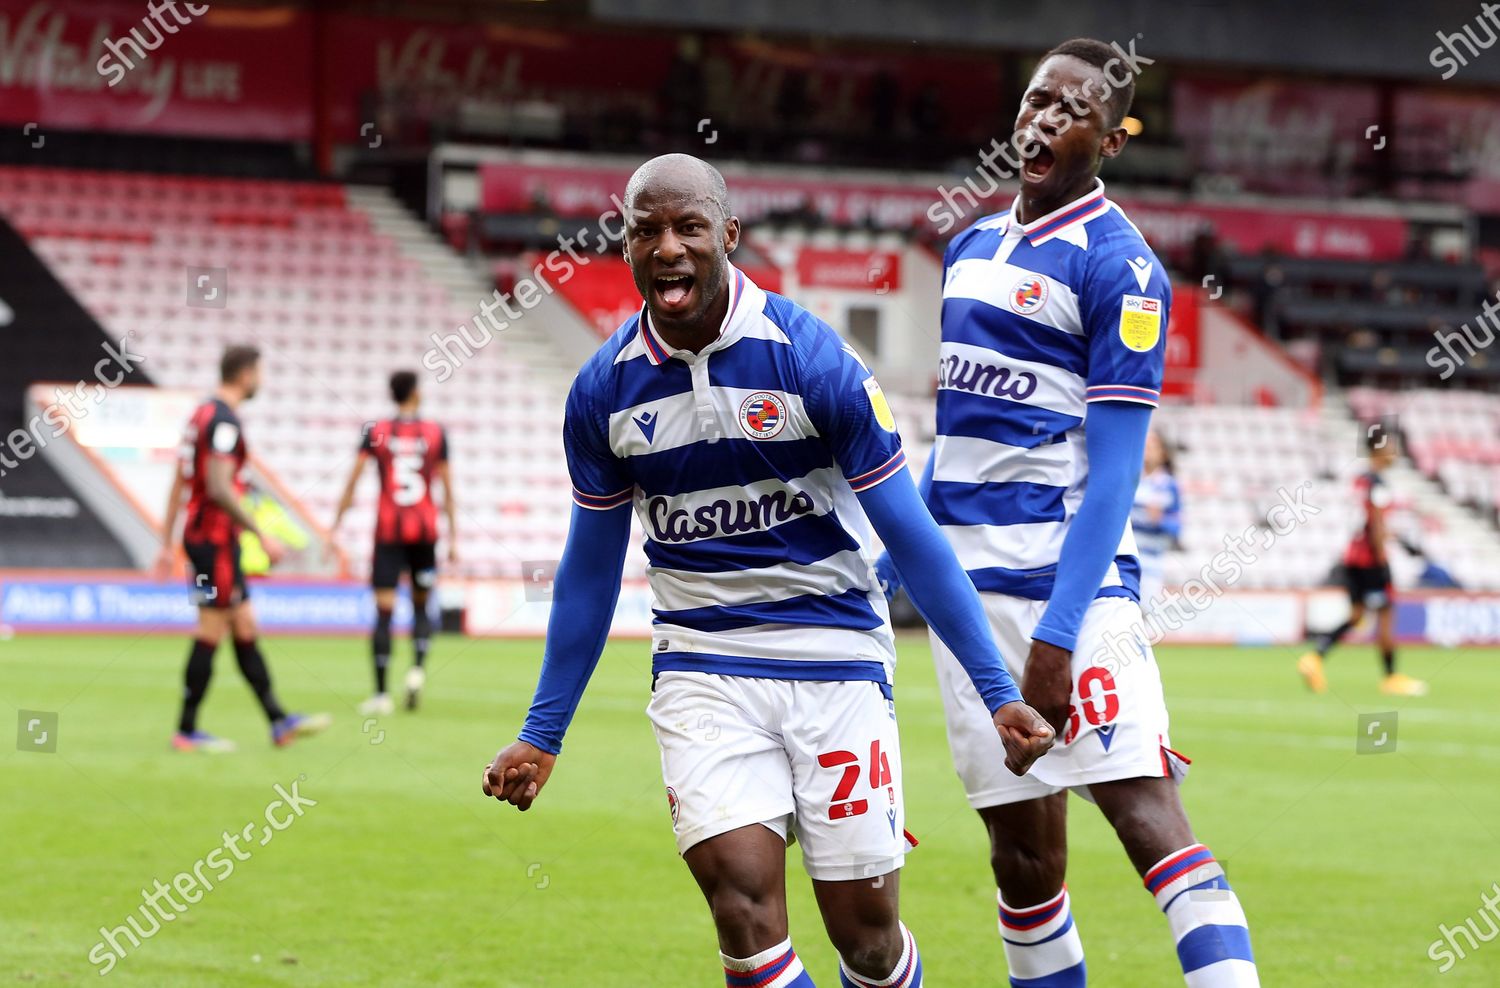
[175,542,235,752]
[647,672,813,987]
[229,583,331,746]
[364,545,399,715]
[930,595,1084,985]
[812,872,918,987]
[685,825,815,986]
[788,681,921,986]
[1376,592,1425,695]
[1298,597,1364,693]
[228,600,286,725]
[1091,778,1257,987]
[404,542,438,709]
[980,795,1087,987]
[1072,598,1256,986]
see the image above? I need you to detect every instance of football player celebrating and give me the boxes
[885,39,1258,988]
[332,370,456,714]
[157,345,330,751]
[482,154,1053,988]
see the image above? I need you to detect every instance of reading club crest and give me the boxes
[1009,276,1049,315]
[739,392,788,440]
[666,787,680,825]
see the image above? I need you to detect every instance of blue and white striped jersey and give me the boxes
[928,180,1171,602]
[565,266,907,688]
[1132,468,1182,559]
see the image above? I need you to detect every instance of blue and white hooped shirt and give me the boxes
[929,180,1171,603]
[565,266,907,689]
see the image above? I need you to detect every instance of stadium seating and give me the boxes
[6,165,1498,595]
[0,166,581,579]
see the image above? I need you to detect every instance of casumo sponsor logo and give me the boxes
[646,490,816,543]
[937,355,1039,401]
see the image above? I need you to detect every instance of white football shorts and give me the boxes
[930,594,1189,808]
[647,671,910,882]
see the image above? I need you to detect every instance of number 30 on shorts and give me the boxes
[817,740,894,820]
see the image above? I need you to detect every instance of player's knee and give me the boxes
[1100,784,1192,856]
[990,837,1067,893]
[828,919,904,977]
[705,886,781,945]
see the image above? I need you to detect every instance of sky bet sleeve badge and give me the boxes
[1118,295,1163,352]
[863,376,898,432]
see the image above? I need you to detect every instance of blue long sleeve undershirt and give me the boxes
[1031,401,1154,652]
[516,503,631,755]
[517,462,1027,754]
[858,467,1022,713]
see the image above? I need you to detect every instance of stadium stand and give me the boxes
[0,167,581,580]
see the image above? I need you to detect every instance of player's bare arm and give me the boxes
[206,454,282,563]
[155,462,186,576]
[436,460,458,563]
[1368,499,1388,567]
[1019,639,1074,737]
[329,451,369,535]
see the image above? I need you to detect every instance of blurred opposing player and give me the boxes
[1132,428,1182,613]
[1298,432,1425,696]
[886,40,1257,988]
[331,370,455,715]
[157,345,330,751]
[482,154,1053,988]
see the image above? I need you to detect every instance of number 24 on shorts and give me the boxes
[817,740,893,820]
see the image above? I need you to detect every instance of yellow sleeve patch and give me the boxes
[863,377,898,432]
[1119,295,1163,352]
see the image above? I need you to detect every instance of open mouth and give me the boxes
[653,272,696,311]
[1022,144,1055,183]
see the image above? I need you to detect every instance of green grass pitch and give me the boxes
[5,633,1500,985]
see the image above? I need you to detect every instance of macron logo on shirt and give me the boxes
[633,411,658,444]
[1126,256,1153,292]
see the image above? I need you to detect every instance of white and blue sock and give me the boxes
[999,887,1087,987]
[723,938,816,988]
[838,921,922,987]
[1144,844,1259,987]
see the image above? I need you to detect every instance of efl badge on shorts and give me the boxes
[666,786,680,825]
[1009,276,1049,315]
[862,377,897,432]
[739,392,788,440]
[1119,295,1163,352]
